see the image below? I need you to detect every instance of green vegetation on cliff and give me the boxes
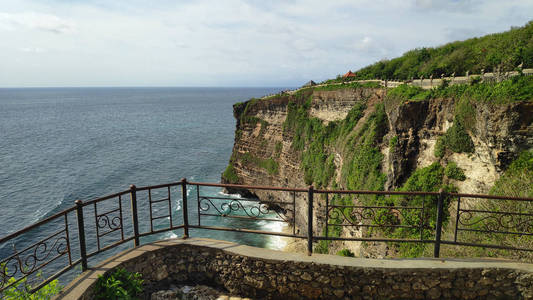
[240,152,279,175]
[281,89,461,257]
[387,74,533,103]
[393,163,455,257]
[353,21,533,80]
[224,64,532,259]
[283,91,382,189]
[491,150,533,198]
[434,119,475,157]
[341,104,388,192]
[222,164,239,184]
[444,161,466,181]
[313,81,382,90]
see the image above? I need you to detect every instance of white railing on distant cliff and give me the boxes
[260,67,533,98]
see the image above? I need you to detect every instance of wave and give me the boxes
[32,196,67,225]
[165,231,179,239]
[217,190,244,199]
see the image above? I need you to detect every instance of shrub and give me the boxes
[454,97,477,133]
[434,136,446,158]
[1,269,61,300]
[342,104,388,194]
[434,119,475,157]
[222,164,239,184]
[391,162,453,257]
[314,240,330,254]
[258,158,279,175]
[389,135,398,155]
[386,84,430,101]
[444,121,475,153]
[469,75,482,85]
[94,267,143,300]
[445,161,466,181]
[490,150,533,198]
[336,249,355,257]
[439,79,450,89]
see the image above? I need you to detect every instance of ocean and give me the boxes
[0,87,291,283]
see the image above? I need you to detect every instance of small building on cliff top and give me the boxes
[343,70,356,78]
[302,80,317,87]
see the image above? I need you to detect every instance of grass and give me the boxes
[222,164,239,184]
[351,21,533,80]
[241,152,279,175]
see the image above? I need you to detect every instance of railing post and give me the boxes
[181,178,189,238]
[434,188,446,258]
[307,185,314,256]
[130,184,140,247]
[75,200,88,271]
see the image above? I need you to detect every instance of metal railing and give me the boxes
[1,179,532,295]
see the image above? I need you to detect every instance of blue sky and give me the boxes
[0,0,532,87]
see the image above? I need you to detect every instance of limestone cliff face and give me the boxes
[223,88,385,237]
[222,87,533,255]
[386,98,533,193]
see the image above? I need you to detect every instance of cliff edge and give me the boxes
[222,79,533,257]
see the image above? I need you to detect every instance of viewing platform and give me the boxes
[1,179,533,299]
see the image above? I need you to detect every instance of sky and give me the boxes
[0,0,532,87]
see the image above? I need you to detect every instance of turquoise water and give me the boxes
[0,87,293,271]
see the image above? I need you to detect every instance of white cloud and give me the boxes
[20,46,45,53]
[413,0,478,12]
[0,12,75,34]
[0,0,532,87]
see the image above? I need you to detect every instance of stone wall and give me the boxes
[57,238,533,300]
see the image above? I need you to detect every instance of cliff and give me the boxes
[222,79,533,257]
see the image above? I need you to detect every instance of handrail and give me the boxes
[1,179,532,296]
[188,181,308,192]
[0,206,76,244]
[82,190,131,206]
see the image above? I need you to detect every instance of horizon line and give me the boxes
[0,85,297,89]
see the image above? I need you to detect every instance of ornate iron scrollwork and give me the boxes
[97,214,122,232]
[327,206,428,229]
[199,197,289,221]
[1,234,68,291]
[458,210,533,234]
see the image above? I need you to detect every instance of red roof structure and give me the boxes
[343,70,356,78]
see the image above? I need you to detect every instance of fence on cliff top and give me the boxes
[1,179,532,295]
[260,68,533,98]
